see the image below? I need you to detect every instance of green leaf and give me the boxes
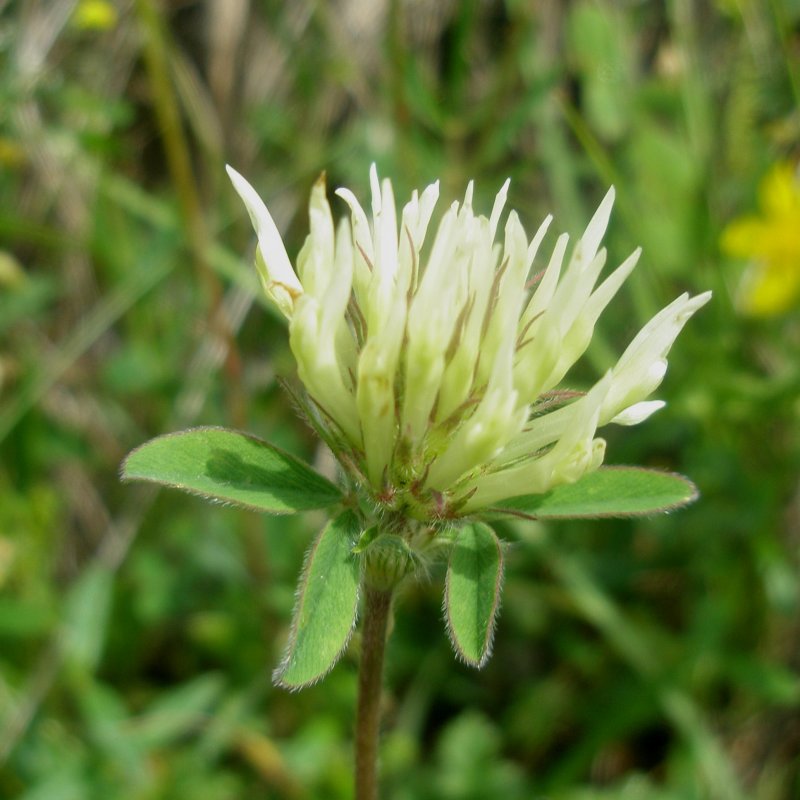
[63,566,114,672]
[128,673,226,749]
[491,467,698,519]
[121,427,342,514]
[445,523,504,668]
[566,1,634,140]
[275,511,361,689]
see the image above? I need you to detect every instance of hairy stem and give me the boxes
[355,585,393,800]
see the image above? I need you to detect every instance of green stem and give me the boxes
[135,0,210,288]
[355,586,393,800]
[135,0,250,428]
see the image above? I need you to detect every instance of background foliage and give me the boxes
[1,0,799,797]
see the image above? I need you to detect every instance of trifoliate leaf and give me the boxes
[121,427,342,514]
[445,523,504,668]
[275,511,361,689]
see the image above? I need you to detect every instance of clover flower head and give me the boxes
[227,164,711,522]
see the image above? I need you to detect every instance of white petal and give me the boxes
[580,186,615,265]
[610,400,666,426]
[494,397,577,465]
[357,331,401,484]
[334,188,374,260]
[463,179,474,210]
[376,177,399,281]
[415,180,440,246]
[551,247,607,335]
[583,247,641,324]
[290,296,360,444]
[489,178,511,241]
[646,358,669,386]
[369,163,381,218]
[477,210,529,389]
[325,217,354,326]
[415,202,458,299]
[619,291,712,369]
[520,232,568,327]
[226,166,301,297]
[525,214,553,271]
[462,374,611,509]
[335,186,374,307]
[599,291,710,425]
[299,174,335,298]
[427,387,525,490]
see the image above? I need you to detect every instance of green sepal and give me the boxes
[445,522,504,668]
[274,511,361,689]
[489,467,698,519]
[121,427,342,514]
[362,533,418,591]
[352,524,380,554]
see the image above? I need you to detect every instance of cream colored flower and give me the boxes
[228,165,711,519]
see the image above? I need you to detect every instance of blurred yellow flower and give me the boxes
[721,162,800,316]
[71,0,118,31]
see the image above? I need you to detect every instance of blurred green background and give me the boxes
[1,0,800,797]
